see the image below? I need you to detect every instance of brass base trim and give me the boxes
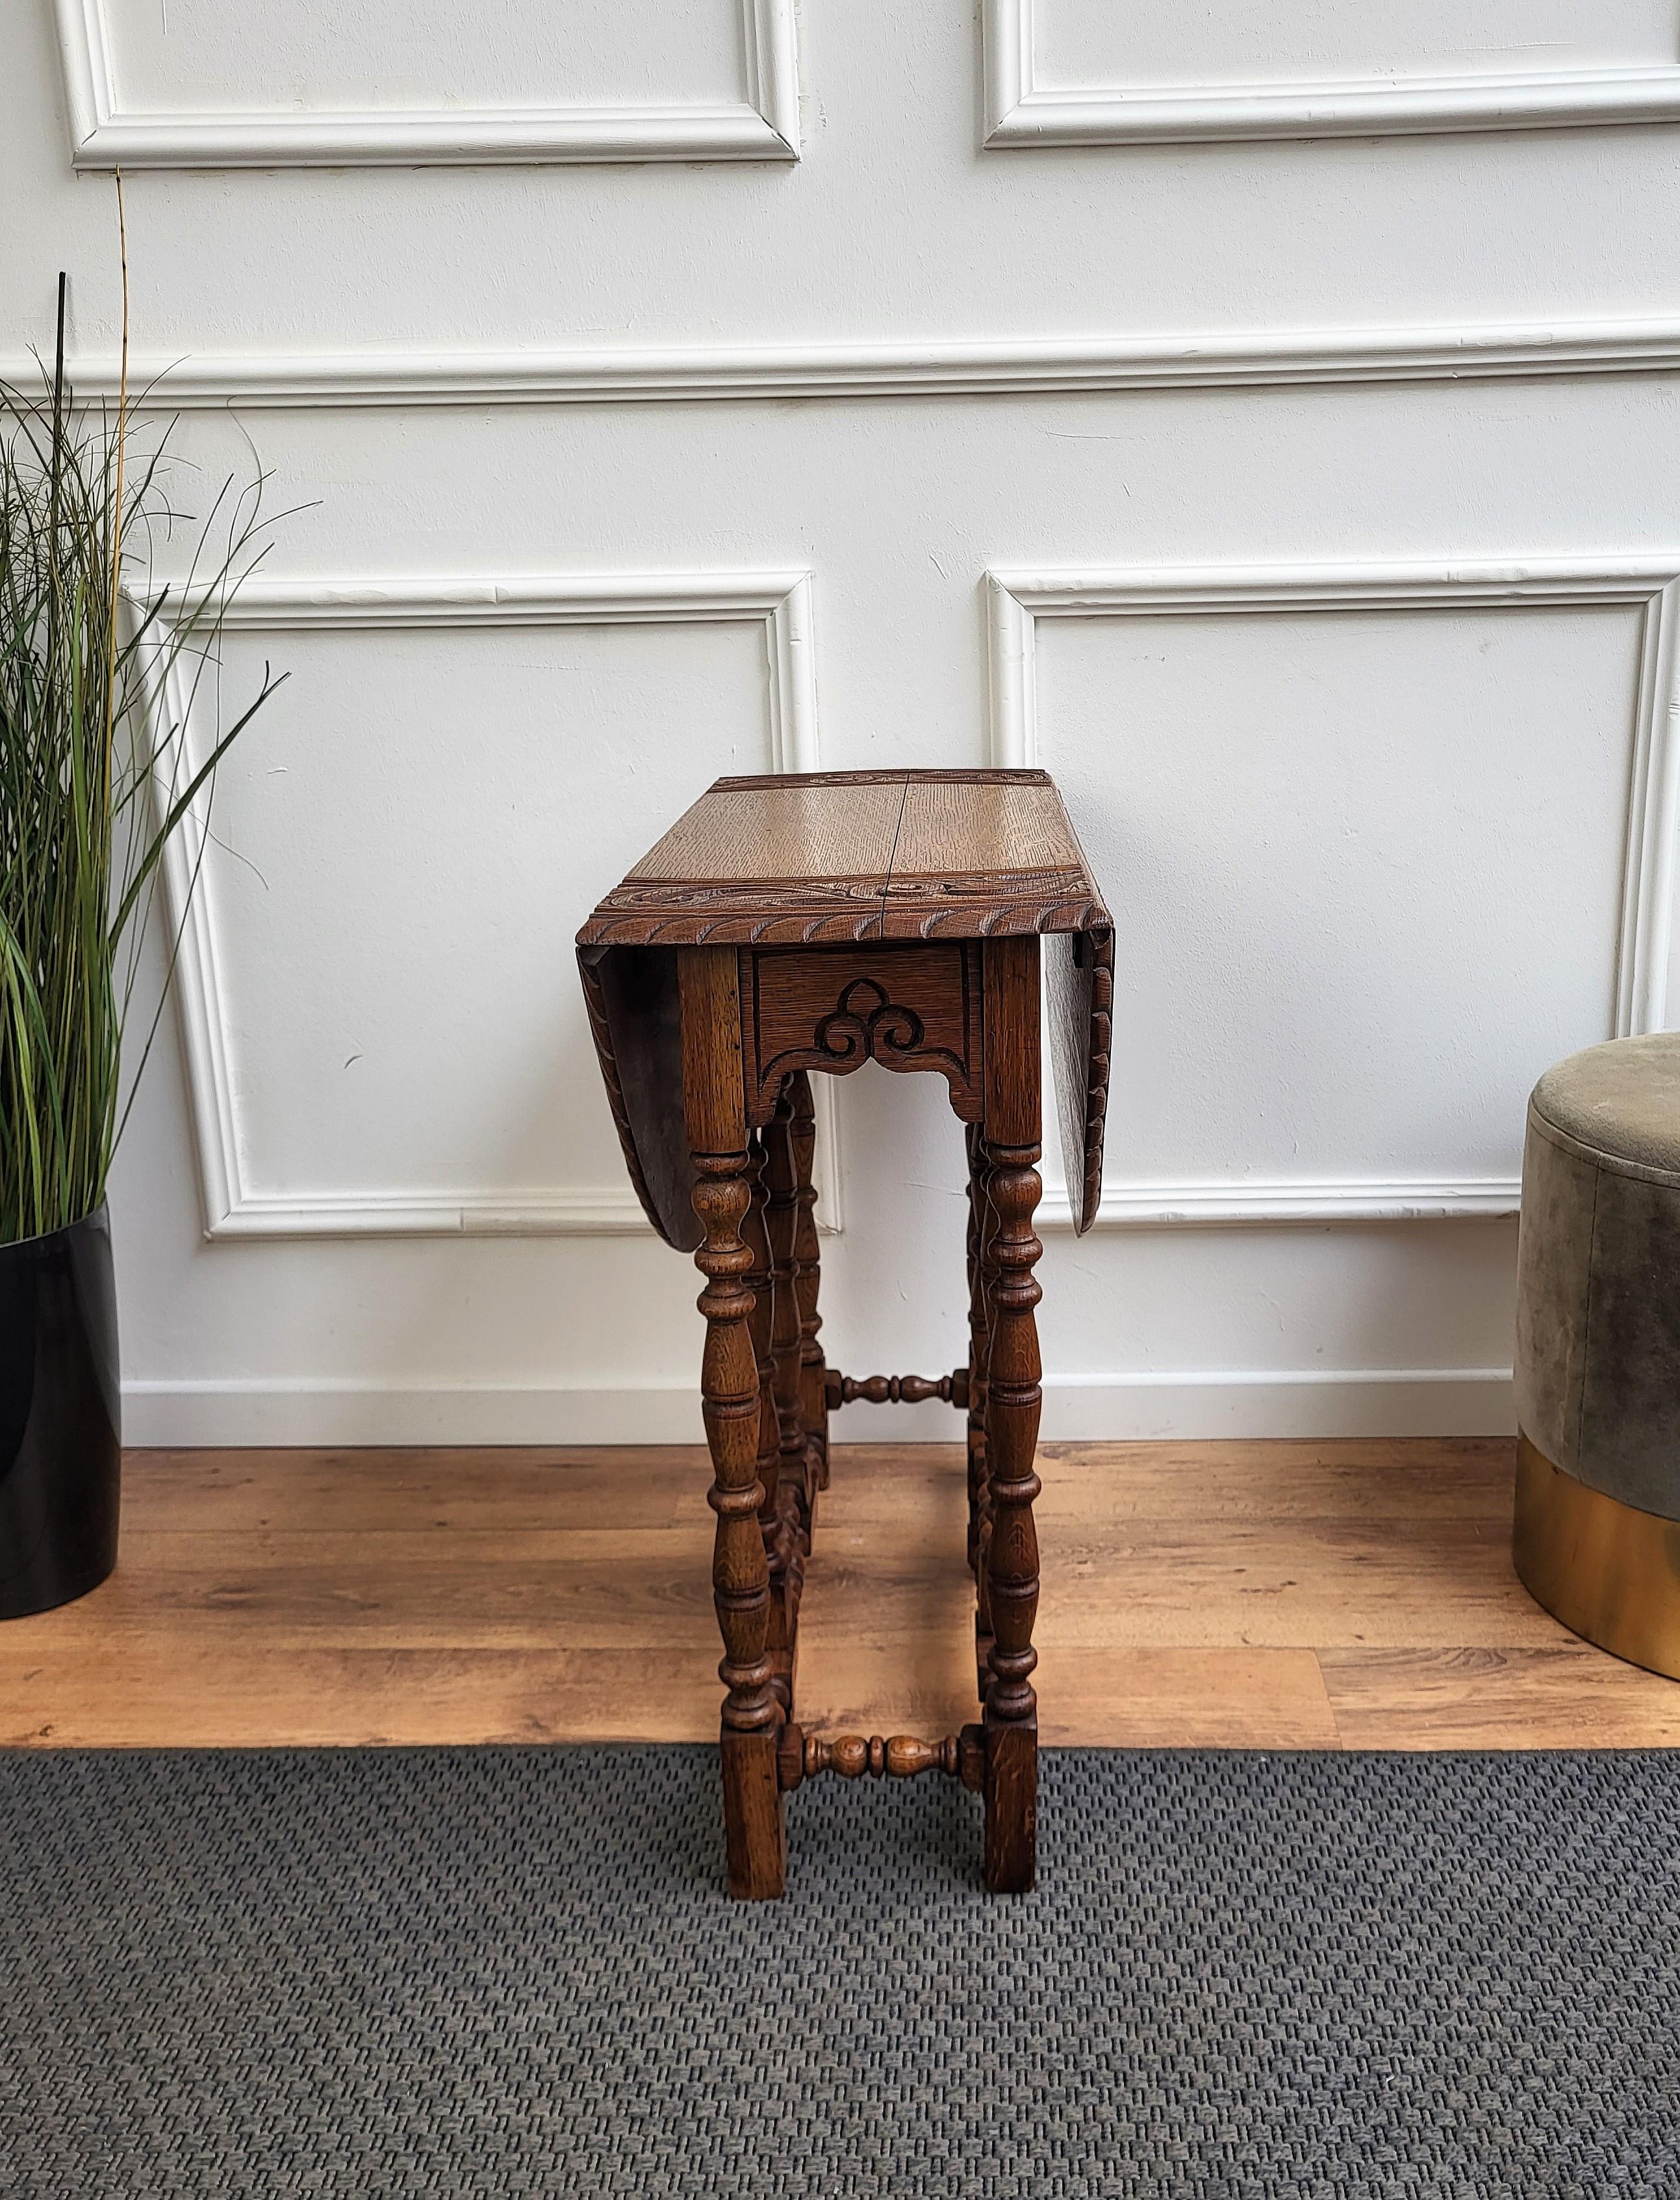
[1514,1434,1680,1682]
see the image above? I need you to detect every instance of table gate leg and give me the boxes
[980,937,1043,1895]
[681,947,785,1899]
[789,1071,829,1494]
[743,1129,795,1711]
[966,1121,996,1701]
[765,1082,812,1561]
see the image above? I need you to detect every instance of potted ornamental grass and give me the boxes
[1,242,283,1617]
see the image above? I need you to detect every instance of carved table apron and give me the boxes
[578,769,1112,1896]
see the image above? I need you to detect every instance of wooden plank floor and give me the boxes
[4,1437,1679,1750]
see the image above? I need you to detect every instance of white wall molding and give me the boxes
[120,1365,1516,1446]
[988,554,1680,1228]
[52,0,799,167]
[1047,1179,1527,1228]
[984,0,1680,147]
[143,570,836,1241]
[16,316,1680,411]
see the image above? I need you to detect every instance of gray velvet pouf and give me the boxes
[2,1744,1677,2197]
[1514,1030,1680,1676]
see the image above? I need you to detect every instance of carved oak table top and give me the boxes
[576,767,1110,947]
[578,767,1114,1238]
[576,767,1114,1897]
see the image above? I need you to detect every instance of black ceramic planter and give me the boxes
[0,1207,120,1619]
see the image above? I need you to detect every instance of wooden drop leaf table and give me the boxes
[577,769,1112,1896]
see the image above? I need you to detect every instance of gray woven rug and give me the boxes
[1,1747,1677,2197]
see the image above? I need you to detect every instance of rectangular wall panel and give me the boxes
[206,619,765,1210]
[1034,0,1677,89]
[144,573,829,1238]
[986,0,1680,142]
[1032,602,1640,1194]
[104,0,748,112]
[57,0,800,163]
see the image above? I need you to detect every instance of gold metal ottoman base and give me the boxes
[1514,1435,1680,1682]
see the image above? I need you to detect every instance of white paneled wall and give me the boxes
[8,0,1680,1442]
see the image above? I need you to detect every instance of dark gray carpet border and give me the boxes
[1,1746,1676,2197]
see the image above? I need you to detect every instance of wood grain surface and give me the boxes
[628,778,905,885]
[889,773,1086,880]
[3,1437,1672,1752]
[576,768,1112,945]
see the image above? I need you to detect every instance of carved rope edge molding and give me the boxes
[982,0,1680,146]
[986,554,1680,1228]
[53,0,799,166]
[140,570,839,1240]
[14,316,1680,408]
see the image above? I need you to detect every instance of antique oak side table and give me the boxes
[577,769,1112,1896]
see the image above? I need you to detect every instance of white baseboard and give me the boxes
[121,1368,1514,1447]
[1034,1369,1513,1441]
[120,1381,708,1448]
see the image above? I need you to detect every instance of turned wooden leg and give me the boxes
[965,1120,984,1576]
[765,1078,809,1680]
[680,947,785,1900]
[966,1120,997,1702]
[765,1078,809,1531]
[742,1130,795,1702]
[980,936,1043,1895]
[789,1071,830,1494]
[965,1123,991,1567]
